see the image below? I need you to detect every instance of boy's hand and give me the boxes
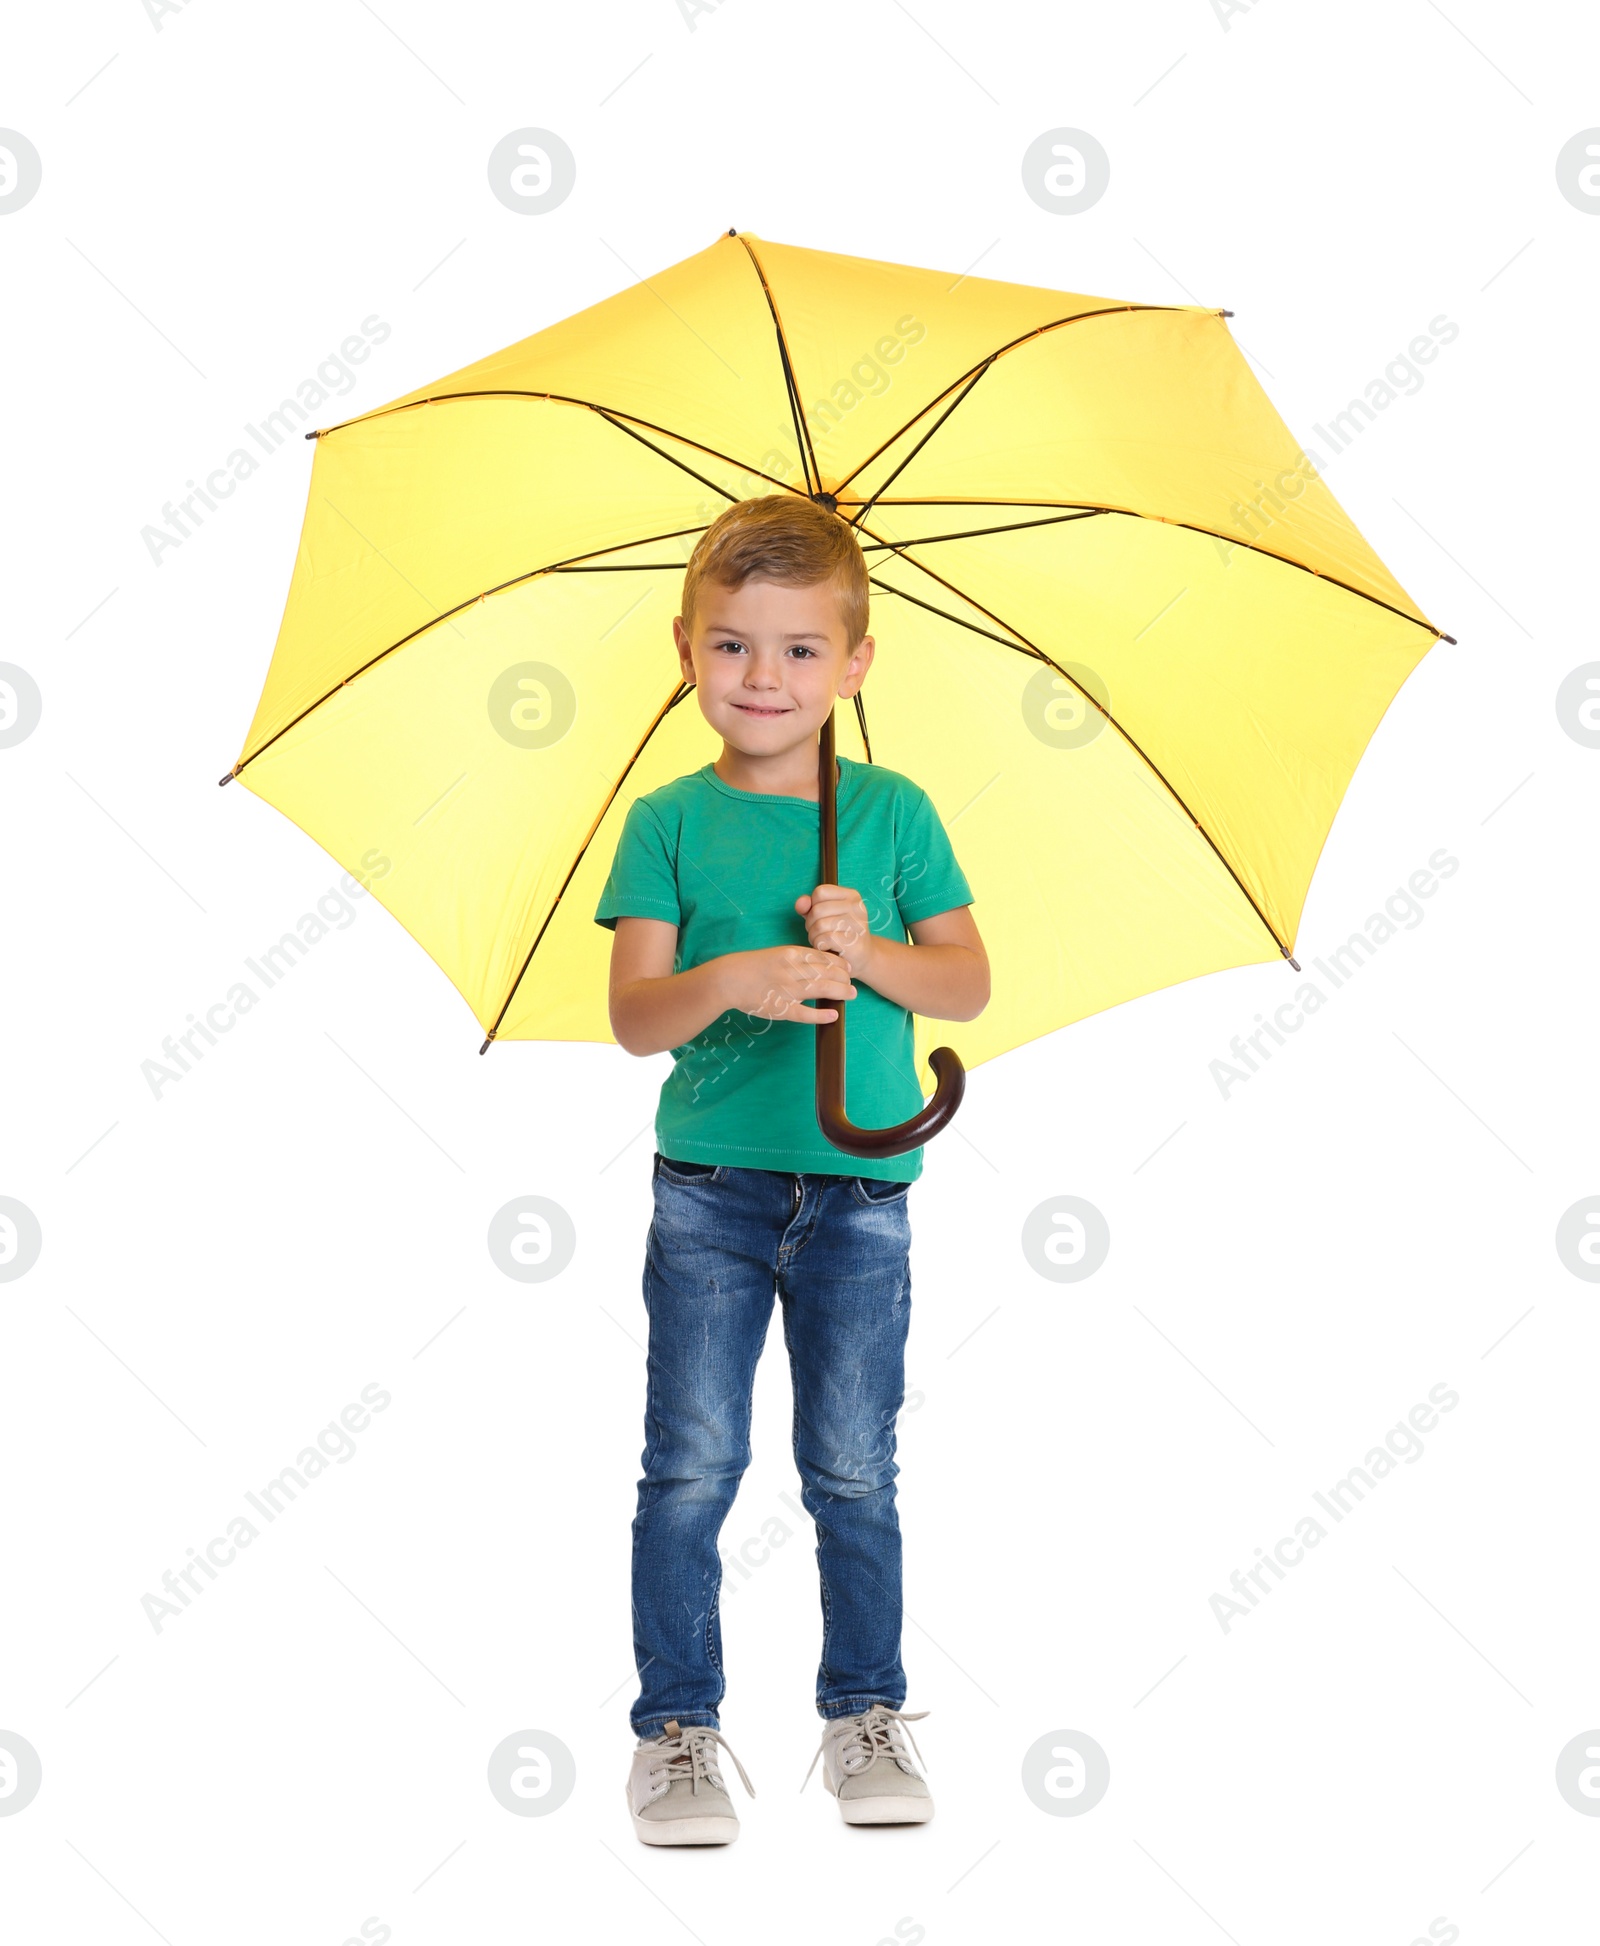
[794,884,879,981]
[721,945,858,1024]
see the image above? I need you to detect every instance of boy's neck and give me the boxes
[713,738,839,801]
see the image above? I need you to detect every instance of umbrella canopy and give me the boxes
[222,229,1450,1082]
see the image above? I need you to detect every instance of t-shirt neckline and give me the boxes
[699,753,857,808]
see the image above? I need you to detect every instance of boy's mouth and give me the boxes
[732,703,792,717]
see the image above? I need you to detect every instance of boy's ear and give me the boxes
[838,633,875,697]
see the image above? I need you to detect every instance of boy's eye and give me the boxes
[711,640,816,659]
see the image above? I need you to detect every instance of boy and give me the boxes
[593,494,989,1845]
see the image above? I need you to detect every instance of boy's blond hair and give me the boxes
[680,495,870,648]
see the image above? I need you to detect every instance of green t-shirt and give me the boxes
[593,754,974,1181]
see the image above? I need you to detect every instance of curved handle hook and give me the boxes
[812,708,966,1160]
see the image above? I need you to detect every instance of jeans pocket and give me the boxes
[850,1174,911,1207]
[655,1152,724,1186]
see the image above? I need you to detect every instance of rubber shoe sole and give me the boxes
[626,1787,740,1846]
[837,1793,935,1826]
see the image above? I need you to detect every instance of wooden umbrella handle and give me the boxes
[813,708,965,1159]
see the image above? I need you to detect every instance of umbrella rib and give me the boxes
[848,360,997,529]
[858,546,1300,966]
[308,387,803,499]
[586,405,751,508]
[481,680,697,1052]
[853,690,873,764]
[735,234,821,497]
[859,497,1448,640]
[831,307,1452,634]
[856,509,1106,551]
[832,302,1198,496]
[221,527,707,782]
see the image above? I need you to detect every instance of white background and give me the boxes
[4,3,1597,1942]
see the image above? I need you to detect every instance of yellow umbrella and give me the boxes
[220,228,1452,1123]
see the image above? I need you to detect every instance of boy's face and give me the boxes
[673,576,874,757]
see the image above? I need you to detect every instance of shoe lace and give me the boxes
[800,1705,929,1791]
[649,1721,756,1800]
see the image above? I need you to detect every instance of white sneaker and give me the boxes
[626,1719,755,1846]
[802,1705,934,1824]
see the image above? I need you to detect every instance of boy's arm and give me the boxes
[607,918,728,1056]
[868,904,990,1022]
[607,917,859,1057]
[796,887,990,1023]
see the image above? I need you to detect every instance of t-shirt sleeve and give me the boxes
[894,785,974,927]
[593,797,682,932]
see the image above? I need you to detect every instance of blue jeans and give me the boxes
[630,1151,914,1738]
